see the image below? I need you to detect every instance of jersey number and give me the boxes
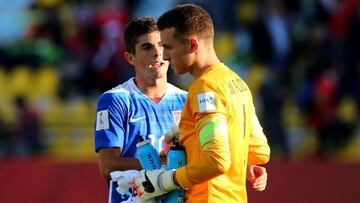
[148,134,165,152]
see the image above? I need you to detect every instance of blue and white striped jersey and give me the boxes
[94,77,187,203]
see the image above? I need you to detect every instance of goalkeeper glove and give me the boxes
[133,168,178,202]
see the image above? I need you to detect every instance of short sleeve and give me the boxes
[94,92,127,152]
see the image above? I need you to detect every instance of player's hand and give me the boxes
[160,126,180,156]
[165,126,180,143]
[247,165,267,191]
[133,168,178,201]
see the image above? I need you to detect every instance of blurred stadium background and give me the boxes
[0,0,359,202]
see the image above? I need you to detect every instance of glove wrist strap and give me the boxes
[160,169,178,192]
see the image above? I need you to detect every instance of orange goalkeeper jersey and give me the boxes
[175,63,270,203]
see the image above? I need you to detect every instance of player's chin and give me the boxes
[155,72,167,79]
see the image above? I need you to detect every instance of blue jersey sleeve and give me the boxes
[94,92,128,152]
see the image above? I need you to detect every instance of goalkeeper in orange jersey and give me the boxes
[133,3,270,202]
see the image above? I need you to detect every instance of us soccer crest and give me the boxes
[172,110,182,125]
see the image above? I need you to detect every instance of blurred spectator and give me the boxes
[0,111,10,156]
[68,0,132,97]
[11,95,43,156]
[341,5,360,105]
[241,0,290,72]
[263,0,291,72]
[308,70,338,158]
[300,68,356,158]
[259,70,289,158]
[90,0,129,92]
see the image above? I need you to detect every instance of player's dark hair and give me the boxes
[157,3,214,42]
[124,17,158,54]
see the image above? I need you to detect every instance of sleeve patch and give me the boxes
[197,92,216,112]
[96,110,110,131]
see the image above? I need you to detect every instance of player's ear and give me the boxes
[189,37,198,53]
[124,51,135,66]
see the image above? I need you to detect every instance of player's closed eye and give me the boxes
[140,43,154,50]
[142,45,153,50]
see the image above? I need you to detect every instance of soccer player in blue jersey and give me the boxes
[95,16,268,203]
[94,17,187,202]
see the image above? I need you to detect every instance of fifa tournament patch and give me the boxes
[197,92,216,112]
[96,109,110,130]
[172,110,182,125]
